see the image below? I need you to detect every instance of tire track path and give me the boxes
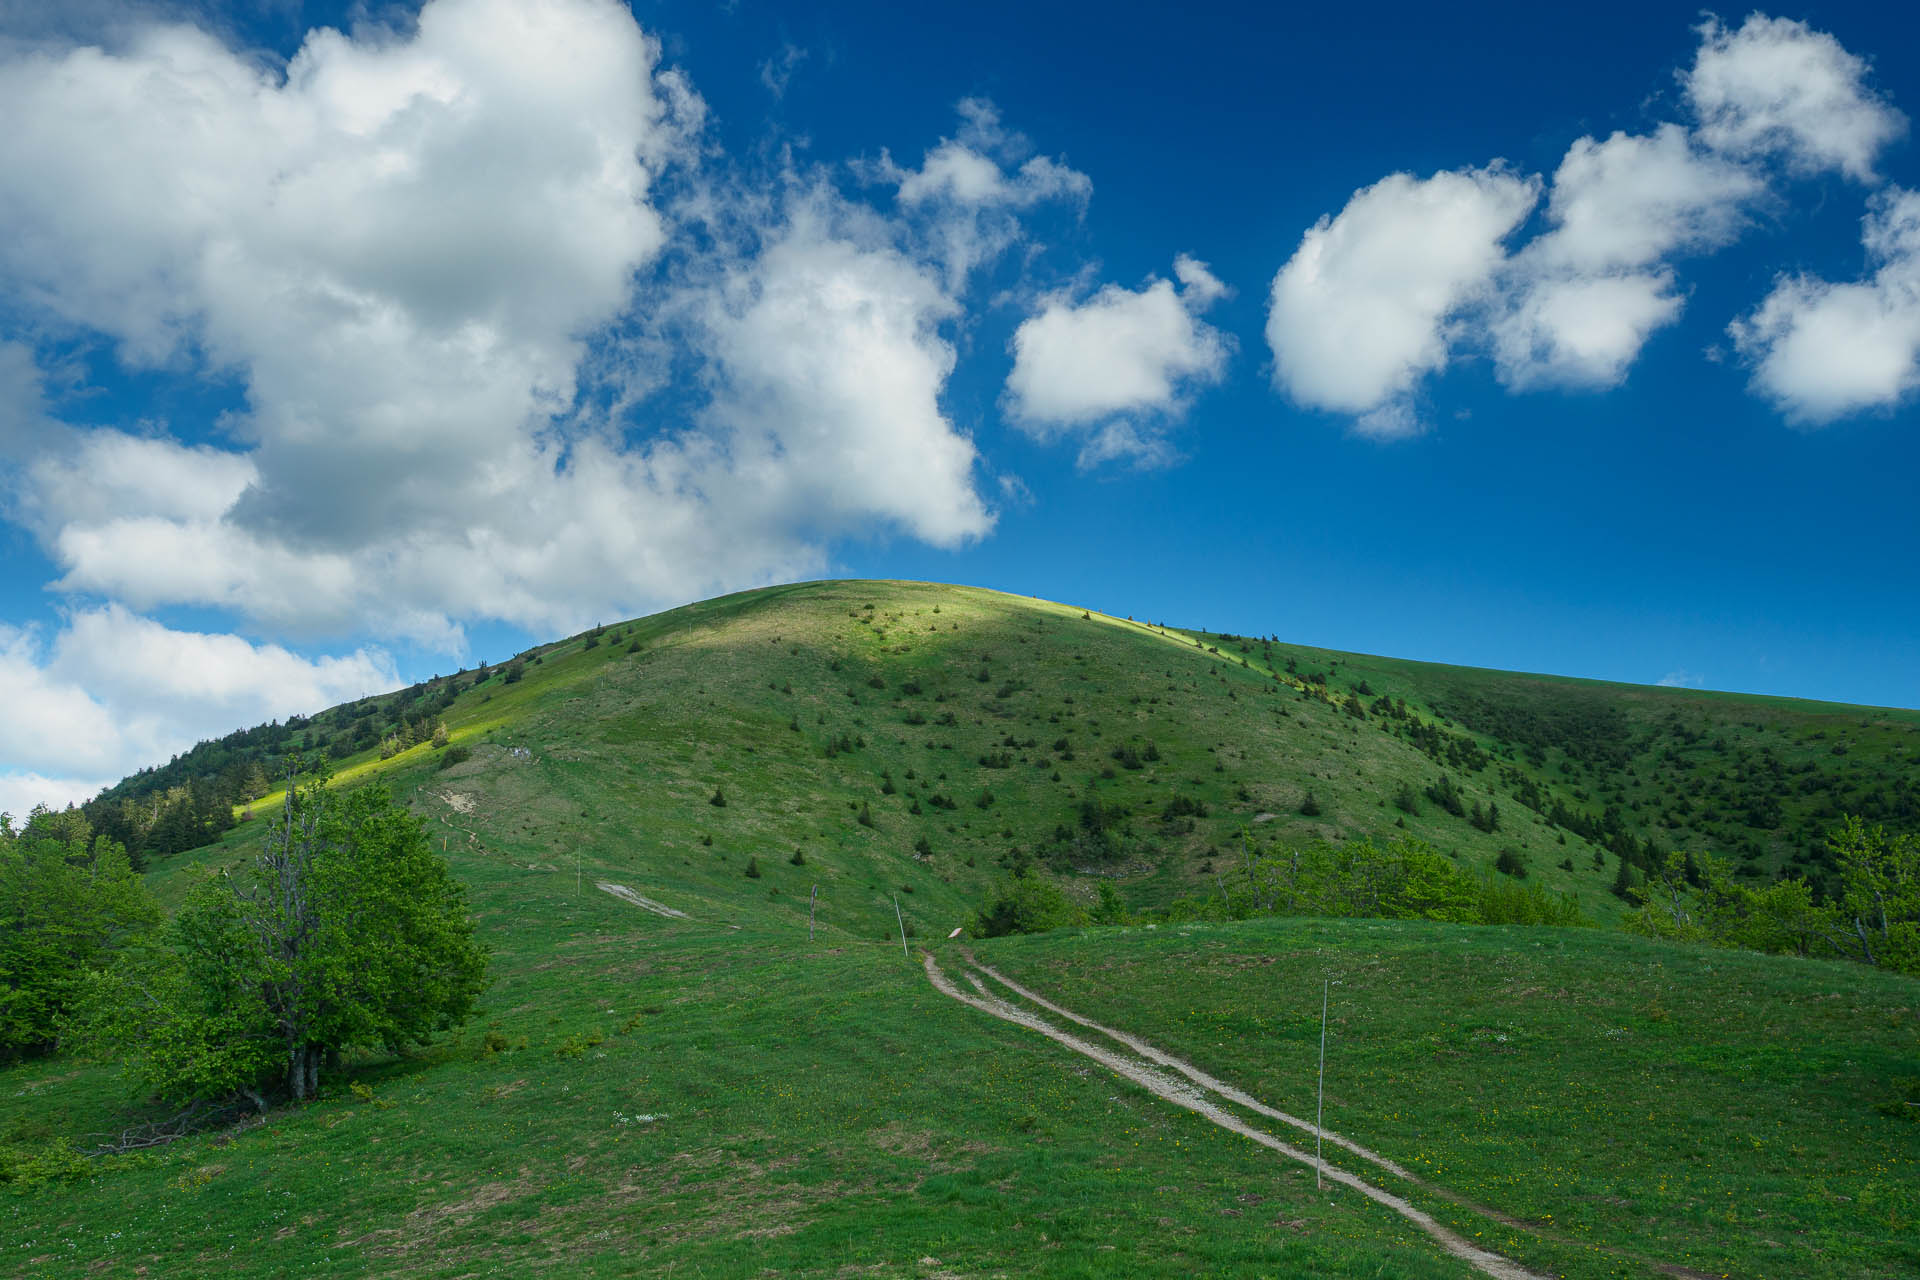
[923,953,1553,1280]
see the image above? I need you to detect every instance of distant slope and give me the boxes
[121,580,1918,927]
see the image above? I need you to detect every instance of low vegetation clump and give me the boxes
[1626,817,1919,973]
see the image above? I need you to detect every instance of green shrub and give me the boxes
[0,1138,88,1189]
[969,873,1086,937]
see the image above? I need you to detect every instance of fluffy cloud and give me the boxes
[1267,166,1537,434]
[1686,13,1906,182]
[689,194,994,546]
[0,4,1052,653]
[1730,188,1920,422]
[866,98,1092,284]
[1267,12,1909,428]
[0,605,395,807]
[1005,254,1232,460]
[1527,125,1761,274]
[1490,126,1762,390]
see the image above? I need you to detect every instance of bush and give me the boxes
[1494,848,1528,878]
[1299,789,1323,817]
[1476,877,1584,926]
[436,745,472,771]
[789,849,806,867]
[969,873,1086,937]
[0,1137,88,1189]
[744,857,761,879]
[709,787,726,807]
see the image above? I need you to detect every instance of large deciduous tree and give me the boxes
[83,774,487,1107]
[0,814,160,1061]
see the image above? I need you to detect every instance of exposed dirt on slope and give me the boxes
[596,882,691,919]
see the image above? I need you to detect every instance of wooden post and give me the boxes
[1316,978,1329,1189]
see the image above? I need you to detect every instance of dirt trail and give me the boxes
[596,883,691,919]
[964,952,1415,1180]
[923,954,1553,1280]
[960,955,1725,1279]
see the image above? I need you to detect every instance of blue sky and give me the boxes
[2,0,1917,815]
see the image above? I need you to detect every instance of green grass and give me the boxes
[973,919,1920,1280]
[6,579,1917,1277]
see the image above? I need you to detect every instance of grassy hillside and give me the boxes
[106,579,1920,919]
[5,580,1916,1278]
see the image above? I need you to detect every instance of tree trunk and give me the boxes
[288,1044,322,1101]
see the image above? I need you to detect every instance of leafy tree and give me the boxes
[78,775,486,1107]
[1625,822,1918,974]
[0,821,159,1061]
[1828,817,1920,972]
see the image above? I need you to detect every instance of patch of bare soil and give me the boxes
[595,883,690,919]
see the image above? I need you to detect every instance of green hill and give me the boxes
[101,578,1920,917]
[6,580,1916,1279]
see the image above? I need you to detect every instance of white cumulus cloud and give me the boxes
[1489,124,1763,390]
[1730,188,1920,422]
[865,98,1092,285]
[1267,12,1913,428]
[0,606,395,800]
[0,5,1064,652]
[1267,166,1537,434]
[1686,13,1906,183]
[1005,254,1232,460]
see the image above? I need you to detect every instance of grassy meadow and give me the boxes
[4,580,1916,1278]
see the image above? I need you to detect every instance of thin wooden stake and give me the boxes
[893,895,908,959]
[1316,977,1329,1189]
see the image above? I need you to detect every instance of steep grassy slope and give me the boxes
[5,580,1916,1278]
[157,580,1660,921]
[110,578,1919,921]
